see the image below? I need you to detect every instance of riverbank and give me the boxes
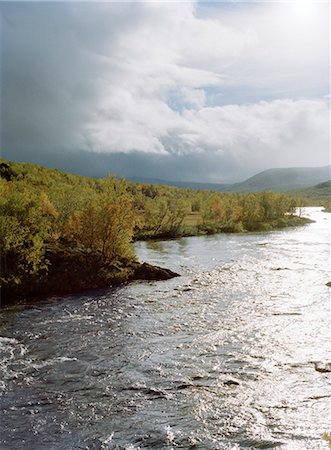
[0,159,319,308]
[1,214,313,308]
[0,257,179,308]
[135,214,314,240]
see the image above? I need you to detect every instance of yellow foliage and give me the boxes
[323,432,331,448]
[40,192,59,218]
[64,194,135,261]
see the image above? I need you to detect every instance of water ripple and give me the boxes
[0,208,330,449]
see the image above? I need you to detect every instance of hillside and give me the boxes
[289,180,331,199]
[129,166,331,193]
[1,158,311,305]
[128,176,231,191]
[230,166,331,192]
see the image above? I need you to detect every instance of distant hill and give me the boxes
[129,166,331,193]
[229,166,331,192]
[288,180,331,201]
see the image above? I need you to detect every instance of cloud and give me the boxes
[1,1,329,181]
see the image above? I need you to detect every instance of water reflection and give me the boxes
[0,208,330,449]
[144,239,169,253]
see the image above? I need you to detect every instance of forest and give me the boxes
[0,159,311,305]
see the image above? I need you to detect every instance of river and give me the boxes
[0,207,330,449]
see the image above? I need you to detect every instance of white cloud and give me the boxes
[178,87,207,109]
[179,98,330,169]
[207,2,330,93]
[80,1,329,165]
[2,0,330,180]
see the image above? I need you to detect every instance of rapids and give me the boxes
[0,207,330,449]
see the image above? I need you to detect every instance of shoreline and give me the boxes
[134,215,314,241]
[0,261,179,309]
[0,215,314,309]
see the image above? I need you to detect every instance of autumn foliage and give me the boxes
[0,159,305,304]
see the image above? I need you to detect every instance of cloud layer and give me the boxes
[1,1,330,181]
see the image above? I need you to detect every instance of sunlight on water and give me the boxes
[0,208,330,449]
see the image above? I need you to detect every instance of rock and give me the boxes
[2,258,180,307]
[326,281,331,287]
[224,379,240,386]
[314,362,331,373]
[123,385,168,398]
[133,262,180,281]
[177,383,194,390]
[142,387,168,398]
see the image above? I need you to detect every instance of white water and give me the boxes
[0,207,330,449]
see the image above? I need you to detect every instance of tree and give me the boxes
[0,180,51,287]
[241,194,263,229]
[63,192,135,263]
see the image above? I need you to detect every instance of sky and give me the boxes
[1,0,330,183]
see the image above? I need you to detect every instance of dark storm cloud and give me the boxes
[2,146,242,183]
[1,2,128,155]
[1,1,329,182]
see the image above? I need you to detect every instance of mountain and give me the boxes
[129,166,331,193]
[229,166,331,192]
[288,180,331,201]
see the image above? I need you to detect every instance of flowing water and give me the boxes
[0,207,330,450]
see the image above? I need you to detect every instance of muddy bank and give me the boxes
[0,257,179,308]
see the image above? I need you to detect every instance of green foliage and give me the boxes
[142,196,190,238]
[0,158,313,303]
[64,193,135,262]
[288,179,331,206]
[0,179,50,287]
[0,160,137,302]
[322,199,331,212]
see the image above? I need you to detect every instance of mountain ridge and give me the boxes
[128,166,331,192]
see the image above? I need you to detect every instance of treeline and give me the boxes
[288,180,331,212]
[0,159,307,303]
